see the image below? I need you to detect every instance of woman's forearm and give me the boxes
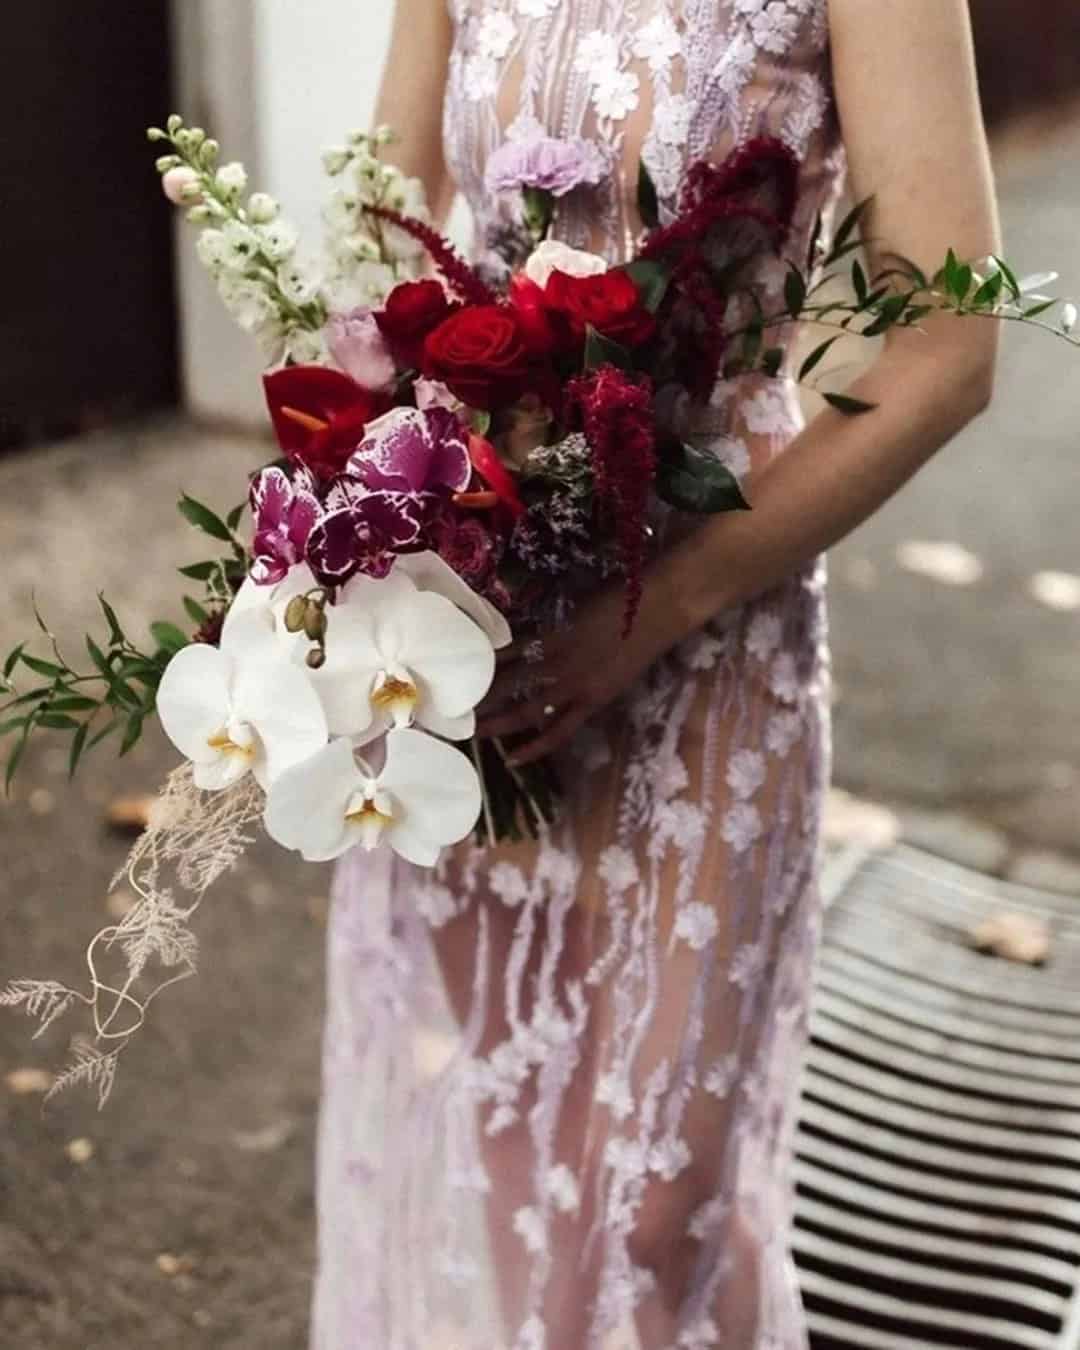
[665,316,999,629]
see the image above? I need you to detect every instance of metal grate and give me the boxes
[796,844,1080,1350]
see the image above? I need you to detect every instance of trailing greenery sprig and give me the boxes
[0,496,248,789]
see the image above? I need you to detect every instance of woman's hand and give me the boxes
[476,568,691,766]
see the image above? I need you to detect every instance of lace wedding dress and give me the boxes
[314,3,845,1346]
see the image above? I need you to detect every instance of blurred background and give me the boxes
[0,2,1078,1347]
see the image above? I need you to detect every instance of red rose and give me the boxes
[507,274,560,356]
[544,269,656,349]
[422,305,531,410]
[375,279,455,368]
[263,366,390,481]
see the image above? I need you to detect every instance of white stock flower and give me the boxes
[256,220,300,263]
[314,567,497,742]
[195,229,229,272]
[246,192,279,224]
[524,239,608,288]
[221,219,260,268]
[215,161,248,196]
[321,145,350,176]
[156,614,327,792]
[264,729,482,865]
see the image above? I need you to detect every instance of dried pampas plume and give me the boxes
[1,765,263,1106]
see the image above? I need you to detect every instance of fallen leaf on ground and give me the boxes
[105,794,156,833]
[105,887,138,919]
[970,911,1050,964]
[231,1119,295,1153]
[896,539,983,587]
[5,1068,53,1096]
[1029,571,1080,612]
[823,789,900,850]
[65,1138,95,1164]
[156,1252,197,1277]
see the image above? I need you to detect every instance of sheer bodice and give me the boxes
[313,6,847,1349]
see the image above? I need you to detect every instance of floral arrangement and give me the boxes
[2,115,1076,1101]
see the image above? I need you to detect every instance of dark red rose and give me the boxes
[263,365,390,481]
[544,269,656,348]
[422,305,532,410]
[375,279,456,368]
[507,274,561,356]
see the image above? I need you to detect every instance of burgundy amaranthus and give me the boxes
[369,206,498,308]
[568,365,657,634]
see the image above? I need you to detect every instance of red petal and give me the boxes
[468,434,525,520]
[264,366,370,454]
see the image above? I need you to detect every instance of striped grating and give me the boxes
[797,843,1080,1350]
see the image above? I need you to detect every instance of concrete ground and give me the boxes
[1,129,1078,1348]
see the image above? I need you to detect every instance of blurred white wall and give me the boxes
[173,0,395,427]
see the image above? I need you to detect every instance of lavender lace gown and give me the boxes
[314,4,846,1346]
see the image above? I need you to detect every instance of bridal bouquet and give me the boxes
[3,115,1076,1099]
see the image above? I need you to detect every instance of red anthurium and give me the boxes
[263,365,390,481]
[466,433,525,520]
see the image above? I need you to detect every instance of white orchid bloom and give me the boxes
[156,613,327,791]
[264,730,481,865]
[315,567,496,742]
[223,553,510,743]
[394,551,512,650]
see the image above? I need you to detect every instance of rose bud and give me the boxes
[162,166,204,206]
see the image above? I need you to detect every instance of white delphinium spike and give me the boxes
[156,613,327,791]
[264,730,482,865]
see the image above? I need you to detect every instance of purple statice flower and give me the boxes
[484,136,609,199]
[304,408,472,588]
[249,466,321,585]
[345,407,472,496]
[325,308,397,393]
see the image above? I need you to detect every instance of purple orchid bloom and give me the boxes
[249,466,321,586]
[345,406,472,496]
[305,479,425,588]
[484,136,609,199]
[303,408,473,589]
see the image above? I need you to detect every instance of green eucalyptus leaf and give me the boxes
[990,255,1021,302]
[783,267,806,318]
[178,494,233,543]
[183,596,210,627]
[637,160,660,231]
[761,347,784,378]
[1023,299,1056,319]
[179,560,221,582]
[2,643,26,682]
[37,712,81,731]
[972,271,1004,308]
[826,198,872,264]
[98,594,125,647]
[583,326,633,373]
[622,259,673,314]
[655,443,751,515]
[851,259,868,305]
[20,654,64,680]
[226,503,246,532]
[150,621,191,656]
[47,696,98,713]
[861,292,909,337]
[798,335,841,381]
[68,721,90,777]
[120,713,145,758]
[824,392,878,416]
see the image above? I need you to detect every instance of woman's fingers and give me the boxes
[477,693,569,741]
[502,701,589,766]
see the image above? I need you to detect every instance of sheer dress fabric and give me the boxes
[314,2,847,1347]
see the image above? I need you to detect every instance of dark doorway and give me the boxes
[0,3,178,450]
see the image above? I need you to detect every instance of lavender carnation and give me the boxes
[485,136,608,199]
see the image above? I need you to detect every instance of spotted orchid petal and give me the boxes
[249,466,322,586]
[263,729,481,865]
[347,406,471,495]
[156,611,328,790]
